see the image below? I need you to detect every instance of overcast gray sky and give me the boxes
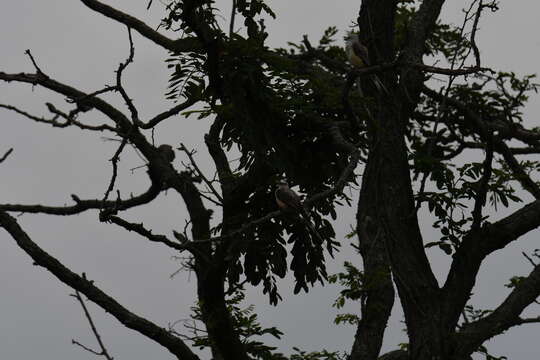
[1,1,540,359]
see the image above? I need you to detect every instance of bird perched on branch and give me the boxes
[345,32,386,94]
[275,180,304,213]
[275,180,322,241]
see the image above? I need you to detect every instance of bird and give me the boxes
[275,180,304,214]
[274,180,322,241]
[345,32,386,94]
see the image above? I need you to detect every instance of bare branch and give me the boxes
[78,0,191,52]
[0,211,200,360]
[24,49,46,75]
[72,339,103,356]
[101,213,187,252]
[522,251,537,268]
[0,72,133,132]
[0,183,160,215]
[46,103,117,131]
[102,138,129,202]
[179,143,223,203]
[116,27,139,123]
[0,103,115,132]
[407,63,492,76]
[71,289,114,360]
[139,97,199,129]
[0,148,13,164]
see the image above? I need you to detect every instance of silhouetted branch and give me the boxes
[102,138,129,202]
[116,27,139,123]
[71,289,114,360]
[0,148,13,164]
[457,263,540,354]
[79,0,184,52]
[0,103,116,132]
[139,97,199,129]
[102,214,198,255]
[0,183,160,215]
[24,49,46,75]
[179,143,223,203]
[0,211,200,360]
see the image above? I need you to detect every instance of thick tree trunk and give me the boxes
[196,266,250,360]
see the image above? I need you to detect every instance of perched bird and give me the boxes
[345,32,386,93]
[275,180,322,241]
[275,180,304,214]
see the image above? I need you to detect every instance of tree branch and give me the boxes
[0,103,116,132]
[443,198,540,329]
[456,263,540,355]
[102,213,192,253]
[78,0,193,52]
[422,86,540,199]
[0,183,161,215]
[139,97,199,129]
[0,148,13,164]
[179,143,223,203]
[71,289,114,360]
[116,27,139,123]
[0,211,200,360]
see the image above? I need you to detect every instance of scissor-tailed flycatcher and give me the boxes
[345,32,386,93]
[275,180,322,241]
[275,180,304,213]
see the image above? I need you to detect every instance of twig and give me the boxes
[68,85,118,108]
[116,27,139,123]
[179,143,223,203]
[102,214,211,263]
[71,289,114,360]
[138,97,198,129]
[102,137,129,203]
[0,148,13,164]
[0,103,115,132]
[522,251,537,267]
[24,49,46,75]
[103,214,184,250]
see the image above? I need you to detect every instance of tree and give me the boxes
[1,0,540,360]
